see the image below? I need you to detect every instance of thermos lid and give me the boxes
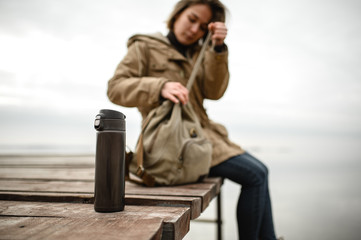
[97,109,126,120]
[94,109,126,131]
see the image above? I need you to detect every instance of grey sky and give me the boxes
[0,0,360,150]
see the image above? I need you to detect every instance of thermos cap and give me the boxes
[97,109,126,120]
[94,109,126,131]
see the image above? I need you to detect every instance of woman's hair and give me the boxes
[166,0,227,31]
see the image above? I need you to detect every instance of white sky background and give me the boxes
[0,0,360,152]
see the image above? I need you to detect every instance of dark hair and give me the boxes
[166,0,227,31]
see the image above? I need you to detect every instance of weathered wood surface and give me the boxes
[0,216,163,240]
[0,180,213,220]
[0,167,94,181]
[0,154,222,239]
[0,155,221,219]
[0,154,95,167]
[126,181,218,211]
[0,191,202,220]
[0,200,191,240]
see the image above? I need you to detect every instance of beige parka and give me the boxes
[107,33,244,167]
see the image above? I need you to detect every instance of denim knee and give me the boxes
[240,152,268,183]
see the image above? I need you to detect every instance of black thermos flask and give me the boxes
[94,109,126,212]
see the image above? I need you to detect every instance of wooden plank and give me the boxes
[0,155,221,193]
[0,200,190,240]
[0,167,94,181]
[0,216,163,240]
[0,180,205,219]
[0,179,94,193]
[203,177,222,195]
[125,195,202,220]
[0,166,219,211]
[125,181,216,211]
[0,155,222,239]
[0,192,202,220]
[0,154,221,216]
[0,179,214,200]
[0,177,220,214]
[0,155,95,167]
[0,167,220,208]
[0,191,94,204]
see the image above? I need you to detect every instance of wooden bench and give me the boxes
[0,155,223,240]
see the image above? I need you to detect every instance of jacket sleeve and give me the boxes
[107,41,169,108]
[201,46,230,100]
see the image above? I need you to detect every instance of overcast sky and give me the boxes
[0,0,360,152]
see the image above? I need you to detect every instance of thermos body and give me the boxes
[94,109,126,212]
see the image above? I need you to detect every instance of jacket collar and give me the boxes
[167,31,198,58]
[127,32,201,62]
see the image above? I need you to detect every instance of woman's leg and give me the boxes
[209,152,276,240]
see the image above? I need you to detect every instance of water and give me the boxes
[184,134,361,240]
[1,134,360,240]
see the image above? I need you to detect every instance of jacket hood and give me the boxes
[127,32,170,48]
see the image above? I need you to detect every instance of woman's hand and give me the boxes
[208,22,228,46]
[161,82,189,105]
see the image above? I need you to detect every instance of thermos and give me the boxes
[94,109,126,212]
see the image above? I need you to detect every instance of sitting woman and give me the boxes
[107,0,279,239]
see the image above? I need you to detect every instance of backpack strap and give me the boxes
[186,31,212,91]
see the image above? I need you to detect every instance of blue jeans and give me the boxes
[209,152,276,240]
